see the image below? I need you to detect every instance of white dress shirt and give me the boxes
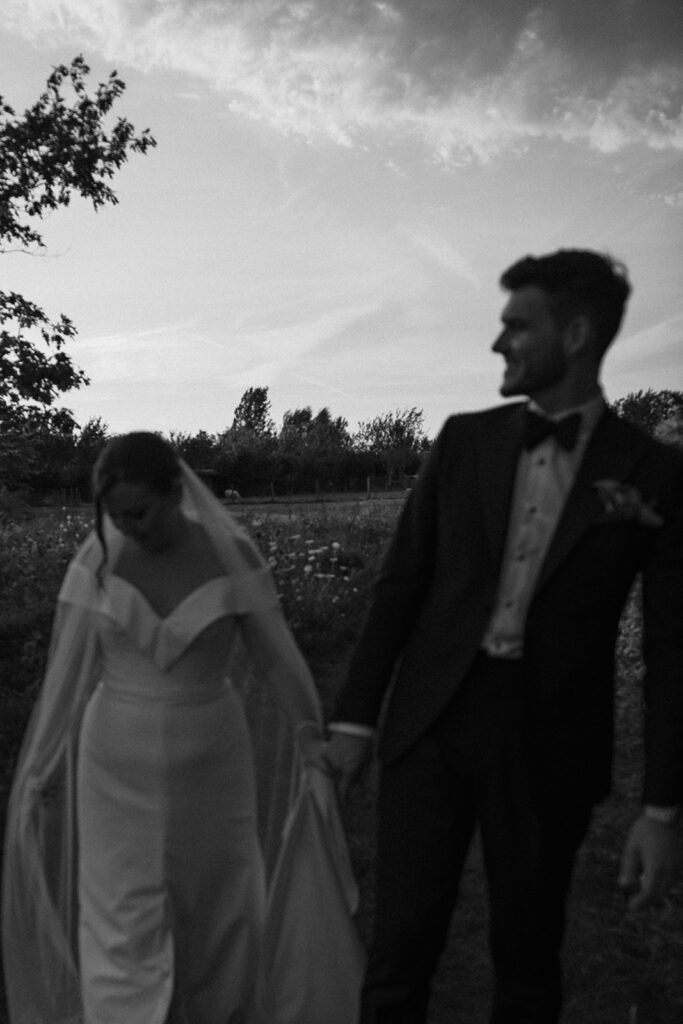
[481,393,606,658]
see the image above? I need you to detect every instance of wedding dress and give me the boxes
[78,576,265,1023]
[3,462,363,1024]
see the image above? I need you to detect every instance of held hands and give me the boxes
[322,732,373,801]
[618,813,681,911]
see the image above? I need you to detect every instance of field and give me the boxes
[1,498,682,1023]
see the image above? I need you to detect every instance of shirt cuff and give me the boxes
[328,721,376,739]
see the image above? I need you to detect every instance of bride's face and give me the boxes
[103,480,183,553]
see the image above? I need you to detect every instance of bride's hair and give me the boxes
[92,432,182,573]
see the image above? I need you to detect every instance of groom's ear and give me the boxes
[563,314,593,359]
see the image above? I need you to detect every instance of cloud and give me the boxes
[399,226,482,288]
[615,311,683,373]
[6,0,683,160]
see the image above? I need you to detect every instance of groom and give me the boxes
[326,249,683,1023]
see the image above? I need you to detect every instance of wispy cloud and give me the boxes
[6,0,683,161]
[616,310,683,373]
[73,298,383,393]
[400,226,482,288]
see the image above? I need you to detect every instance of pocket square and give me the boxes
[593,479,663,528]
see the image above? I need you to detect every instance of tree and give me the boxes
[169,429,219,471]
[0,56,156,481]
[309,407,351,453]
[280,406,349,455]
[72,416,110,494]
[611,389,683,435]
[354,407,429,487]
[217,387,278,495]
[278,406,352,492]
[231,386,275,437]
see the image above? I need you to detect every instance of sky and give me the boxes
[1,0,682,440]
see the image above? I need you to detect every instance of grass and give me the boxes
[1,500,682,1023]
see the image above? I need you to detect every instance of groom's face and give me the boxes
[492,285,568,399]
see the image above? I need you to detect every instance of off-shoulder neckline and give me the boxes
[107,573,231,623]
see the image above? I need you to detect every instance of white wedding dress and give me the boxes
[3,464,363,1024]
[77,574,265,1024]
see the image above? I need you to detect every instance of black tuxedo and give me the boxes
[336,402,683,1022]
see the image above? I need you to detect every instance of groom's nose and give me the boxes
[492,329,508,353]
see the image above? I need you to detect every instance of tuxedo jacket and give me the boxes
[335,403,683,806]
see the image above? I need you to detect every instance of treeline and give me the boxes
[0,388,430,502]
[2,386,682,506]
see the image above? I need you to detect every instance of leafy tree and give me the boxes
[0,56,156,482]
[72,416,110,494]
[279,406,315,450]
[309,407,351,453]
[231,386,275,436]
[278,406,352,492]
[216,388,278,495]
[354,407,429,487]
[280,406,349,454]
[169,429,219,471]
[611,389,683,435]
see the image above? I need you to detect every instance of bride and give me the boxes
[2,432,362,1024]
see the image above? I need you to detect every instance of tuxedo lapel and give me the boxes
[534,409,646,595]
[475,403,526,570]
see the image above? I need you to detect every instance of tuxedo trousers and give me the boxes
[361,653,593,1024]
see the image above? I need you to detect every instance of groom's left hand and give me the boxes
[618,813,681,911]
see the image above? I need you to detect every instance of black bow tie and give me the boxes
[523,410,582,451]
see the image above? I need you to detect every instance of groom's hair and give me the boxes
[500,249,632,358]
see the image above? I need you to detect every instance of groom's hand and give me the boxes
[618,813,681,911]
[323,732,373,801]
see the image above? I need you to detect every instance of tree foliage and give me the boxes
[278,406,352,492]
[280,406,350,454]
[170,429,219,469]
[1,55,156,251]
[12,382,683,502]
[355,407,428,486]
[230,386,275,436]
[611,388,683,435]
[0,56,156,480]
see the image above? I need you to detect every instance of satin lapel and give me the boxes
[534,409,645,595]
[476,403,526,569]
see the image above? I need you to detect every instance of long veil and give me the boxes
[2,462,334,1024]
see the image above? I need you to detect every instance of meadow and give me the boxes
[1,498,681,1023]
